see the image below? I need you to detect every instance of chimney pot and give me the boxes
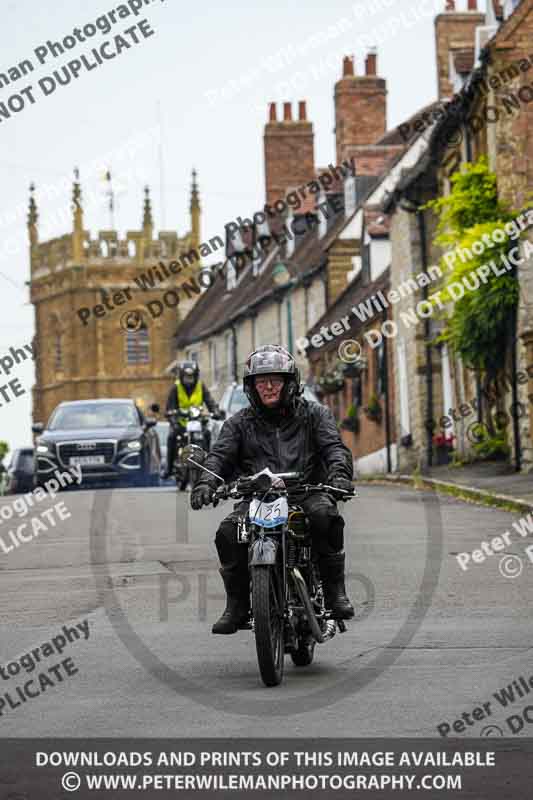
[445,0,455,10]
[365,50,377,76]
[268,102,277,122]
[342,55,354,77]
[298,101,307,120]
[467,0,477,9]
[283,102,292,121]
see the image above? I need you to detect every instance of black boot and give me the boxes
[319,552,354,619]
[212,567,250,634]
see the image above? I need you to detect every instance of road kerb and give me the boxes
[359,473,533,515]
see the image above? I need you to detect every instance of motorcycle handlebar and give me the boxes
[212,480,356,502]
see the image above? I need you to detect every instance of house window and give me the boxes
[318,191,328,240]
[362,240,371,285]
[344,175,356,218]
[126,322,150,364]
[352,375,363,408]
[209,341,218,385]
[226,261,237,291]
[225,332,235,382]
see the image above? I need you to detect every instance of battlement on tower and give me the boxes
[28,171,201,280]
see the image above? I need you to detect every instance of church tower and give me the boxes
[29,170,202,423]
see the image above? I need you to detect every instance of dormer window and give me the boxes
[285,210,295,258]
[503,0,520,19]
[318,191,328,240]
[226,260,237,291]
[344,175,356,218]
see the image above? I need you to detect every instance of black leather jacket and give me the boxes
[198,398,353,489]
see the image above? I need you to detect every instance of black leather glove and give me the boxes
[328,476,353,493]
[212,408,224,421]
[191,484,215,510]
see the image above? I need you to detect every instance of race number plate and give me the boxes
[186,420,202,433]
[248,496,288,528]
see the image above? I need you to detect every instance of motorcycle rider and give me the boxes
[162,361,219,479]
[190,344,355,634]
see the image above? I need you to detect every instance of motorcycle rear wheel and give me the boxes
[252,566,284,687]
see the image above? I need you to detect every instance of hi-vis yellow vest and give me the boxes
[176,380,203,426]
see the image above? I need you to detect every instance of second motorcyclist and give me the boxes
[163,361,219,479]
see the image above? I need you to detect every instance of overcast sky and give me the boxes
[0,0,490,455]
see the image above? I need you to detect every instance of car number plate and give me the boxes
[69,455,105,466]
[248,496,288,528]
[187,420,202,433]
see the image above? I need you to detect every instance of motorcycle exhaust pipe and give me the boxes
[320,619,337,642]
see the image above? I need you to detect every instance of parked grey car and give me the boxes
[210,383,322,445]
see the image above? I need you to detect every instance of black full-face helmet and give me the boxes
[243,345,300,413]
[179,361,199,386]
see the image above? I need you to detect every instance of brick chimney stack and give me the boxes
[365,49,377,76]
[334,51,387,166]
[435,0,485,99]
[264,101,315,206]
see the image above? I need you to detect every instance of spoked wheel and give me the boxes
[291,635,316,667]
[252,566,284,687]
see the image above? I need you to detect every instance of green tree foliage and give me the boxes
[426,157,520,379]
[0,441,9,462]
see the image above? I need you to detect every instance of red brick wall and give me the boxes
[335,75,387,164]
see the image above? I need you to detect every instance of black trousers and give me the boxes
[215,492,345,571]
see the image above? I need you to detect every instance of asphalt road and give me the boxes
[0,482,532,737]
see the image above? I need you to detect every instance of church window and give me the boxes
[55,332,63,370]
[126,321,150,364]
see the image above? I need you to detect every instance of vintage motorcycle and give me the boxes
[183,445,357,687]
[167,408,215,490]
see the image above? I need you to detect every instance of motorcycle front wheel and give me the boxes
[252,566,284,687]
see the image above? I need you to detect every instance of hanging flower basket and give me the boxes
[363,393,382,424]
[318,369,345,394]
[340,403,360,433]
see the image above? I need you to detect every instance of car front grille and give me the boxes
[57,441,116,466]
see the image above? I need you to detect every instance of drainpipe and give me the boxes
[399,196,434,468]
[509,260,522,472]
[382,310,392,473]
[418,208,434,468]
[464,125,484,426]
[230,324,238,382]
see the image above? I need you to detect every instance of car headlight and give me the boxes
[126,440,142,451]
[36,443,51,454]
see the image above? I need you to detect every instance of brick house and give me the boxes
[382,0,533,472]
[173,52,402,400]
